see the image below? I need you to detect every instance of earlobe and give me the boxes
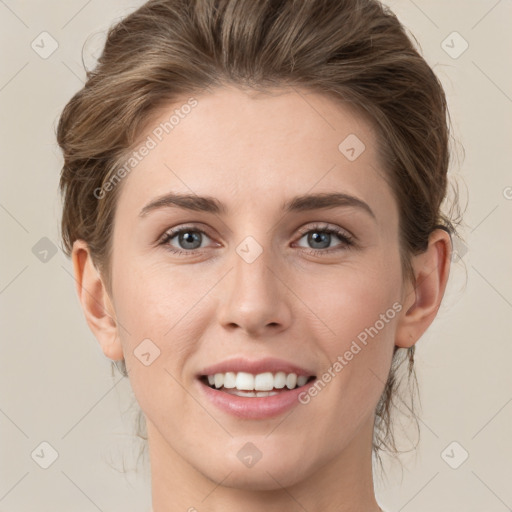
[395,228,452,348]
[71,240,124,361]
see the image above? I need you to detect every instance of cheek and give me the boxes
[307,261,401,347]
[112,256,197,336]
[303,253,401,411]
[110,258,213,390]
[109,261,200,425]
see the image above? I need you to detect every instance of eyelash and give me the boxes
[158,223,355,257]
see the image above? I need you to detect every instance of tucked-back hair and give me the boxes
[57,0,461,468]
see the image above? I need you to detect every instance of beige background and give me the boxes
[1,1,511,511]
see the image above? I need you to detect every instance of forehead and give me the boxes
[115,85,397,227]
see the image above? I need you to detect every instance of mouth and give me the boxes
[196,357,318,418]
[199,371,317,397]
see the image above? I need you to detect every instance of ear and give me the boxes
[71,240,124,361]
[395,228,452,348]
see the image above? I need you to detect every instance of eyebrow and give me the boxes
[139,191,376,220]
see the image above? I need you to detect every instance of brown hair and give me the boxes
[57,0,462,470]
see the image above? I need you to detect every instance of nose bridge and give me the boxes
[216,234,291,335]
[235,236,275,296]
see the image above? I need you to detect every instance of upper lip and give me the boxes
[198,357,316,378]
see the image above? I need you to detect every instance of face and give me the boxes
[108,85,404,490]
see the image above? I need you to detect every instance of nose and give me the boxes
[216,246,292,338]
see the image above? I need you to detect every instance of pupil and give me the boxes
[309,232,330,249]
[180,231,201,249]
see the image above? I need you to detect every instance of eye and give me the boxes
[159,225,214,255]
[158,222,355,257]
[294,223,355,255]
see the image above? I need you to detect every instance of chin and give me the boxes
[192,446,313,491]
[206,461,309,492]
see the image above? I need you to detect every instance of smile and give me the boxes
[200,371,315,397]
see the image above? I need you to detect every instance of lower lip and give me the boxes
[197,378,316,419]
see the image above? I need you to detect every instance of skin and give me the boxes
[72,85,451,512]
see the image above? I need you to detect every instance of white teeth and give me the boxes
[297,375,308,387]
[254,372,274,391]
[274,371,286,389]
[214,373,224,389]
[256,391,279,397]
[205,371,312,391]
[234,390,256,397]
[286,373,297,389]
[236,372,254,390]
[223,389,281,397]
[223,372,236,389]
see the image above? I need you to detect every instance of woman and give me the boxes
[57,0,459,510]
